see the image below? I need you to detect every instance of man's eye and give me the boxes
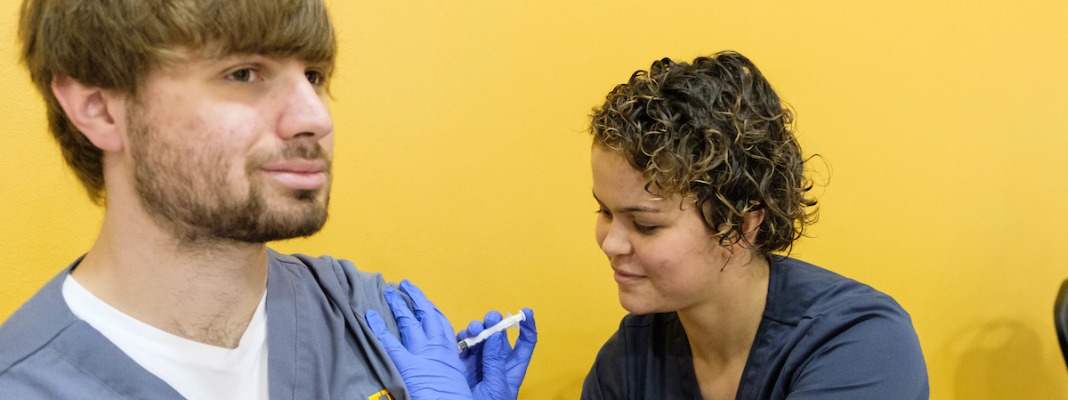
[596,208,612,218]
[305,70,326,86]
[227,68,257,82]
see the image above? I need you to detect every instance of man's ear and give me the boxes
[51,75,125,152]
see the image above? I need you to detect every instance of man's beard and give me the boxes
[127,112,331,246]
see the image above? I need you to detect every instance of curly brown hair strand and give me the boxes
[590,51,818,256]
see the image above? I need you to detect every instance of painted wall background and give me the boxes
[2,1,1067,398]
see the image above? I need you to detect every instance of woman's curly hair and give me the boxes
[590,51,818,256]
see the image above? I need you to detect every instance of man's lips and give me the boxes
[262,159,326,173]
[260,159,328,190]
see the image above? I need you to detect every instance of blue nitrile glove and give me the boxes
[365,280,473,400]
[457,308,538,400]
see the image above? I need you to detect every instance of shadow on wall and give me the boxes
[950,319,1066,399]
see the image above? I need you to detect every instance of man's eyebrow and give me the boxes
[592,191,663,213]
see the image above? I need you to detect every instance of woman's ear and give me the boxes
[740,208,765,246]
[51,75,125,152]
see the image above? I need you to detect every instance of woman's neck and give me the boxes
[677,253,770,398]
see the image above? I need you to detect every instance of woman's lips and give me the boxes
[613,269,645,285]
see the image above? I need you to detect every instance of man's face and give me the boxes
[126,51,335,244]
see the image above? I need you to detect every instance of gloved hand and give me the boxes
[366,280,473,399]
[457,309,537,400]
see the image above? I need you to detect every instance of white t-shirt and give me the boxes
[62,275,269,400]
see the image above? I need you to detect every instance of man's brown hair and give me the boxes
[19,0,336,203]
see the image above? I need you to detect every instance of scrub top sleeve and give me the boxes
[331,258,415,337]
[787,303,929,400]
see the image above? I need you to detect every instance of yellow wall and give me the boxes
[2,1,1066,398]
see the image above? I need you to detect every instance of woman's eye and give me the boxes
[634,223,659,234]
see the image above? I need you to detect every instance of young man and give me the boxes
[0,1,535,399]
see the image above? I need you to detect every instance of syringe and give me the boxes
[457,311,526,353]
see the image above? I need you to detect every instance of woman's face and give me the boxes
[592,145,732,314]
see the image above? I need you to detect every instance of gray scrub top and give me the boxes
[0,249,412,400]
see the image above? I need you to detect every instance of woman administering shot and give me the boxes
[581,51,928,399]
